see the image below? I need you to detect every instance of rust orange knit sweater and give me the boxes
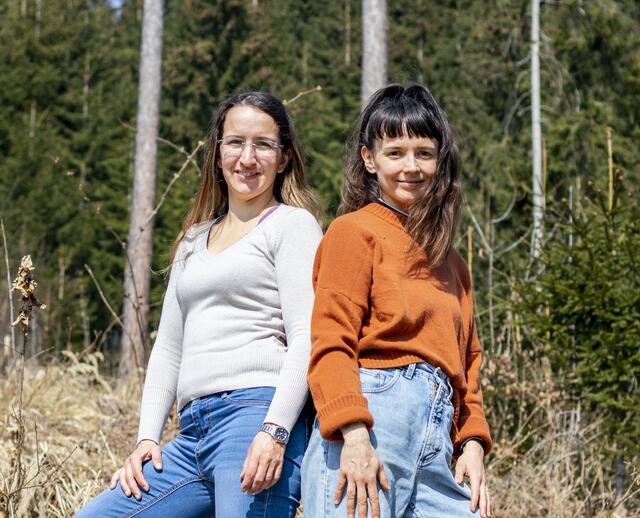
[308,202,492,455]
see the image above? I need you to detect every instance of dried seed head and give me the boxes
[11,255,47,336]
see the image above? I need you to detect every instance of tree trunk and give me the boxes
[344,0,351,66]
[361,0,387,108]
[120,0,164,379]
[530,0,543,259]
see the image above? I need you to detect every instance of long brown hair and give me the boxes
[341,84,462,269]
[170,91,320,261]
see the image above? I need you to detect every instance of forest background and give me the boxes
[0,0,639,516]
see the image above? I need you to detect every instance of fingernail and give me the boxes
[155,463,161,469]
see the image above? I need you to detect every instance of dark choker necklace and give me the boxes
[376,198,409,217]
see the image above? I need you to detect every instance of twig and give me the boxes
[1,219,16,374]
[282,85,322,106]
[465,204,490,252]
[607,127,614,212]
[143,140,205,229]
[121,121,201,173]
[84,264,137,350]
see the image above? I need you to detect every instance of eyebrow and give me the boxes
[381,143,437,151]
[224,134,278,142]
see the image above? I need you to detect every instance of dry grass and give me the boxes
[0,351,177,517]
[0,352,637,517]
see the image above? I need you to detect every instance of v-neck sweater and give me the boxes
[308,203,492,455]
[137,205,323,443]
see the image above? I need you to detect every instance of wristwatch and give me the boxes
[260,423,290,445]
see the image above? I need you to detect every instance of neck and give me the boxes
[377,197,409,217]
[226,191,278,224]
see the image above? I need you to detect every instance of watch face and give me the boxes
[274,428,288,442]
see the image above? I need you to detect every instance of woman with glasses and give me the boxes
[302,84,492,518]
[76,91,322,517]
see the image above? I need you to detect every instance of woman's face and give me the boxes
[361,133,438,210]
[218,105,289,205]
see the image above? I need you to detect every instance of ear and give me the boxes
[277,149,291,174]
[360,145,377,175]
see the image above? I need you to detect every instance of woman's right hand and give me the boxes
[335,423,390,518]
[109,439,163,500]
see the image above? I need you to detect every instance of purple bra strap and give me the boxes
[258,204,281,224]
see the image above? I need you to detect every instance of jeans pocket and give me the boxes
[221,386,274,406]
[359,367,401,393]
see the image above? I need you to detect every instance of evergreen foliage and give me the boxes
[517,185,640,454]
[0,3,638,475]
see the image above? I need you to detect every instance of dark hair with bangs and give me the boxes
[340,84,462,269]
[170,91,320,262]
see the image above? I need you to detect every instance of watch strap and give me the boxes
[260,423,290,445]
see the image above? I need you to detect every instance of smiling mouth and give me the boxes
[236,171,260,178]
[398,179,424,184]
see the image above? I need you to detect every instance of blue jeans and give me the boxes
[301,363,479,517]
[76,387,309,517]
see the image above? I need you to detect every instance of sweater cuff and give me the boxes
[317,394,374,441]
[453,414,492,458]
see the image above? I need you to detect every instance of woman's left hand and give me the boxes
[454,440,492,518]
[240,431,285,495]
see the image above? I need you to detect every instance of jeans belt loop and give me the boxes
[404,362,417,380]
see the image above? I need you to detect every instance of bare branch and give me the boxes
[465,204,491,252]
[282,85,322,106]
[143,140,204,229]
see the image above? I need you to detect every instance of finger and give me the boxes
[131,455,148,492]
[377,464,391,491]
[356,481,368,518]
[469,473,481,513]
[263,460,279,490]
[250,458,270,495]
[368,481,381,518]
[480,481,488,518]
[454,460,465,485]
[345,479,356,518]
[240,446,252,482]
[241,455,259,493]
[273,460,283,486]
[487,488,492,517]
[118,467,131,497]
[334,472,346,504]
[124,461,141,500]
[151,445,163,470]
[110,468,121,490]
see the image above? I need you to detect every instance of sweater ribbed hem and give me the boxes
[137,385,176,444]
[317,394,374,441]
[359,353,425,369]
[453,414,492,457]
[264,367,309,433]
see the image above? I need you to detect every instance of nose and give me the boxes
[403,153,420,173]
[239,142,257,165]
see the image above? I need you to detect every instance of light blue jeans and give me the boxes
[75,387,309,517]
[301,363,479,517]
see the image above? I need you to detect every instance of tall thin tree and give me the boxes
[361,0,387,108]
[530,0,543,259]
[120,0,164,378]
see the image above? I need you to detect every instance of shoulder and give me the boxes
[271,204,321,227]
[266,205,323,238]
[324,207,376,241]
[262,205,323,254]
[175,221,211,260]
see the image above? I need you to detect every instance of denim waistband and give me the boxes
[399,362,453,399]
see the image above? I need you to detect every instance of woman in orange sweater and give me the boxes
[301,84,492,518]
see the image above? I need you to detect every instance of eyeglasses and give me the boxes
[217,137,283,159]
